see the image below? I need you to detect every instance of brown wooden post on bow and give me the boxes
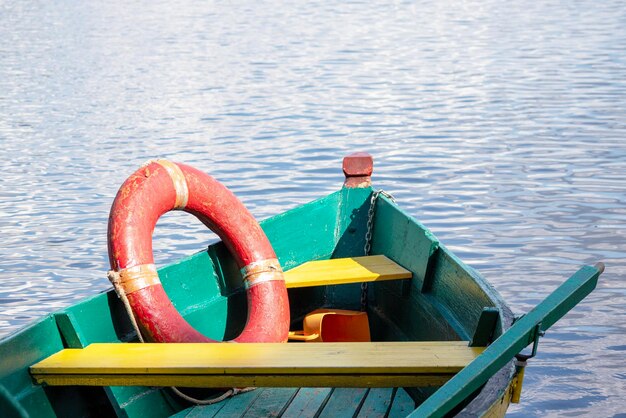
[343,152,373,188]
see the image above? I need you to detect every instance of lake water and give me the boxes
[1,1,625,416]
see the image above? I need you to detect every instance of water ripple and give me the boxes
[1,0,625,415]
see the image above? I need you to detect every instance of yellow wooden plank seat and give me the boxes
[31,342,484,388]
[283,255,412,288]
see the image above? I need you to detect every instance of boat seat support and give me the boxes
[469,307,500,347]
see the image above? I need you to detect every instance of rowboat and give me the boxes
[0,153,602,417]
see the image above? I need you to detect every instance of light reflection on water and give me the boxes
[1,1,625,416]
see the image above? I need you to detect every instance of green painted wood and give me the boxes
[177,400,225,418]
[327,187,373,309]
[0,316,63,395]
[263,191,343,271]
[371,196,439,288]
[368,197,459,341]
[356,387,394,417]
[387,389,416,418]
[13,387,59,417]
[159,251,223,317]
[470,307,500,347]
[171,400,224,418]
[171,389,264,418]
[372,282,461,341]
[0,316,63,417]
[318,388,369,418]
[169,407,192,417]
[211,389,262,417]
[181,297,236,341]
[333,187,372,259]
[60,291,136,343]
[427,246,497,340]
[410,264,602,418]
[281,388,332,418]
[241,388,299,417]
[55,312,85,348]
[0,384,28,418]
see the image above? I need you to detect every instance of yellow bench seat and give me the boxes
[31,342,484,388]
[283,255,412,288]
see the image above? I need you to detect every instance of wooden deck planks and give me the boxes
[175,395,228,418]
[317,388,369,418]
[210,390,261,418]
[281,388,332,418]
[283,255,411,288]
[387,388,416,418]
[176,387,420,417]
[356,388,394,418]
[241,388,298,418]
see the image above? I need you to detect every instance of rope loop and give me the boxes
[169,386,257,406]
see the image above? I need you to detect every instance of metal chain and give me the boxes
[361,190,395,311]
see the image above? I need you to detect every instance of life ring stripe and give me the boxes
[154,159,189,209]
[244,270,285,289]
[240,258,283,277]
[118,264,161,294]
[241,258,284,288]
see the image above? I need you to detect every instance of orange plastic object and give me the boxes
[288,309,371,342]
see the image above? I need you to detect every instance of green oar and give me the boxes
[410,262,604,418]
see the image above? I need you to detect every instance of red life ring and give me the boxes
[107,160,290,343]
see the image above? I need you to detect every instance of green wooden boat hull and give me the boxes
[0,183,593,417]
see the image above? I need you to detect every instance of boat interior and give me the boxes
[0,187,514,417]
